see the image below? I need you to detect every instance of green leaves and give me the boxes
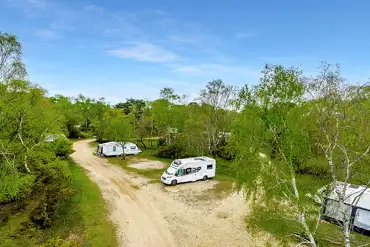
[0,32,27,81]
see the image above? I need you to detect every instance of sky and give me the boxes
[1,0,370,104]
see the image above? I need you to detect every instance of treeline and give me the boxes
[52,81,237,160]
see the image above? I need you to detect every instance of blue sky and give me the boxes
[1,0,370,104]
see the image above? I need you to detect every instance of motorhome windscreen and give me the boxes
[165,167,176,175]
[171,160,181,168]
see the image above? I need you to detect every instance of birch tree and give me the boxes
[230,65,320,246]
[0,32,27,82]
[199,79,234,154]
[304,63,370,247]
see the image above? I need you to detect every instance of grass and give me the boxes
[247,204,370,246]
[194,179,234,201]
[0,159,117,247]
[56,160,117,247]
[244,172,370,246]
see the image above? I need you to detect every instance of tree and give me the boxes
[230,65,320,246]
[75,94,95,131]
[89,98,109,141]
[199,79,235,154]
[51,95,83,138]
[160,87,179,103]
[115,98,146,116]
[151,98,173,144]
[304,63,370,247]
[0,32,27,82]
[102,108,134,159]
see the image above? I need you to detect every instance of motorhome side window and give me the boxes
[207,164,213,170]
[113,146,116,151]
[185,168,192,175]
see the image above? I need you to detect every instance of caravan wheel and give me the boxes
[202,175,208,181]
[171,180,177,186]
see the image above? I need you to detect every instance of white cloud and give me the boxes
[149,9,165,16]
[236,32,254,39]
[169,35,199,44]
[172,63,260,78]
[107,43,177,63]
[8,0,47,8]
[27,0,47,8]
[172,65,203,74]
[34,29,59,40]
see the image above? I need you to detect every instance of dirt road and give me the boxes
[71,140,262,247]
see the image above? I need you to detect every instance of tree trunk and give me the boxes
[139,138,146,148]
[24,154,30,173]
[343,208,351,247]
[298,213,317,247]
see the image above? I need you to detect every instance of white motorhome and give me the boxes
[96,142,142,157]
[161,156,216,186]
[308,182,370,235]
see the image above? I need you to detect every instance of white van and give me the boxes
[161,156,216,185]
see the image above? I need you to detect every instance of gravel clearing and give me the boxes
[128,159,166,169]
[71,140,276,247]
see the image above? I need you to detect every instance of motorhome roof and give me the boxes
[176,156,214,163]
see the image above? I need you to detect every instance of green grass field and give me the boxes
[0,159,117,247]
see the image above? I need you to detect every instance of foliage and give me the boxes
[0,160,117,247]
[0,32,27,81]
[102,108,134,141]
[156,143,185,159]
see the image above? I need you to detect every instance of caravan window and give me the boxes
[207,164,213,170]
[354,209,370,231]
[113,146,116,151]
[130,146,136,149]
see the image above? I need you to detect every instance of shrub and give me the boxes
[156,143,183,159]
[52,139,73,158]
[158,137,166,146]
[0,163,35,203]
[30,160,74,228]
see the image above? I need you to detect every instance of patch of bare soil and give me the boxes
[71,140,277,247]
[163,179,219,193]
[128,159,166,170]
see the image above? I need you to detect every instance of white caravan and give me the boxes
[161,156,216,185]
[122,142,142,155]
[308,182,370,234]
[96,142,123,157]
[96,142,142,157]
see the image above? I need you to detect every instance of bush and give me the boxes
[0,163,35,203]
[156,143,184,159]
[158,137,166,146]
[30,160,74,228]
[215,139,235,160]
[53,139,73,158]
